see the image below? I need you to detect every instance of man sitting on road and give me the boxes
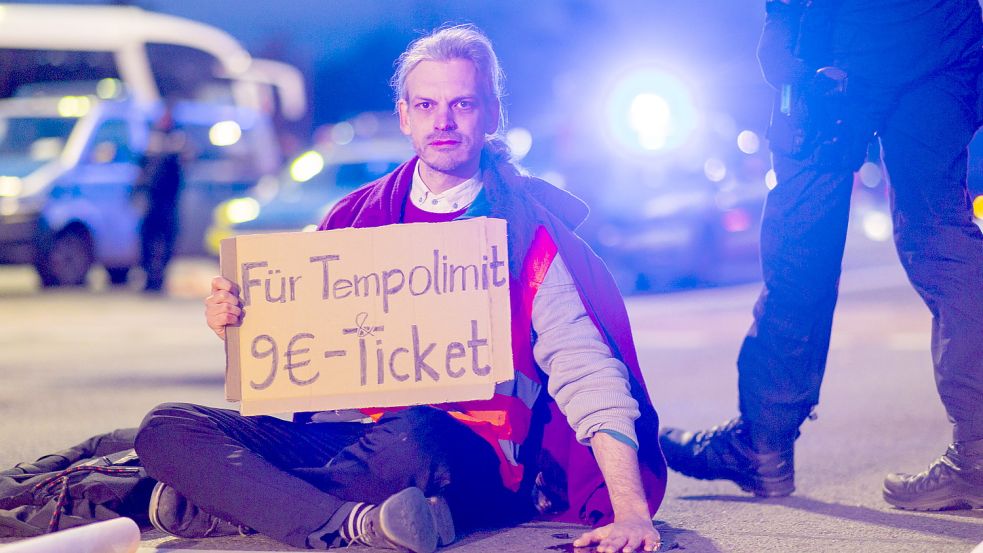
[135,25,668,553]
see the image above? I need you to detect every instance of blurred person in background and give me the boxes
[134,103,185,293]
[659,0,983,510]
[134,25,668,553]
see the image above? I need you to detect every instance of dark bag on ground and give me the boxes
[0,428,156,537]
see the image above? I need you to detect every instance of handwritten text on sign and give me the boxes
[221,218,514,416]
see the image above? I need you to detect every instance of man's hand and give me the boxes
[577,432,660,552]
[574,516,661,552]
[204,276,241,340]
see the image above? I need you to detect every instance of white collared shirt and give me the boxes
[410,162,482,213]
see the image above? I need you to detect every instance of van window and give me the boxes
[0,49,117,99]
[180,122,262,182]
[85,119,134,164]
[181,123,236,162]
[145,44,233,103]
[0,116,77,160]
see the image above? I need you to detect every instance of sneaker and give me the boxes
[659,418,795,497]
[149,481,252,538]
[354,487,455,553]
[426,495,456,547]
[883,440,983,511]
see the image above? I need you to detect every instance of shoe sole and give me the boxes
[379,487,440,553]
[668,459,795,498]
[883,485,983,511]
[735,466,795,498]
[148,481,169,534]
[738,476,795,498]
[427,495,455,546]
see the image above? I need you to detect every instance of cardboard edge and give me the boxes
[219,238,242,402]
[240,382,497,416]
[488,217,514,384]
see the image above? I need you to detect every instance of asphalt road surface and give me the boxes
[1,236,981,552]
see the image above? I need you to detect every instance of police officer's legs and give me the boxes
[878,73,983,510]
[737,151,856,449]
[659,145,858,497]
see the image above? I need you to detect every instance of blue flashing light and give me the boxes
[603,67,698,156]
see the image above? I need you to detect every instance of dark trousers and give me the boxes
[135,403,529,549]
[739,69,983,448]
[139,216,177,291]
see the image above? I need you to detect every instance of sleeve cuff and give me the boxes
[578,417,639,450]
[597,429,639,451]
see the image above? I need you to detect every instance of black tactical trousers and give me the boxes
[739,70,983,449]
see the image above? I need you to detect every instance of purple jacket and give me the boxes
[320,155,667,526]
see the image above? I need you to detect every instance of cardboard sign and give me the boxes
[220,217,514,416]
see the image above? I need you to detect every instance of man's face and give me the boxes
[398,59,499,186]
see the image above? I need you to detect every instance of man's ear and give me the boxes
[397,100,411,136]
[484,98,501,134]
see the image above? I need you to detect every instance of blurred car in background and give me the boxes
[205,130,413,254]
[0,82,281,286]
[576,168,766,293]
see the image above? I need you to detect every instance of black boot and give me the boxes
[659,418,795,497]
[883,439,983,511]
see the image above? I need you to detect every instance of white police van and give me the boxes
[0,83,281,285]
[0,3,304,286]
